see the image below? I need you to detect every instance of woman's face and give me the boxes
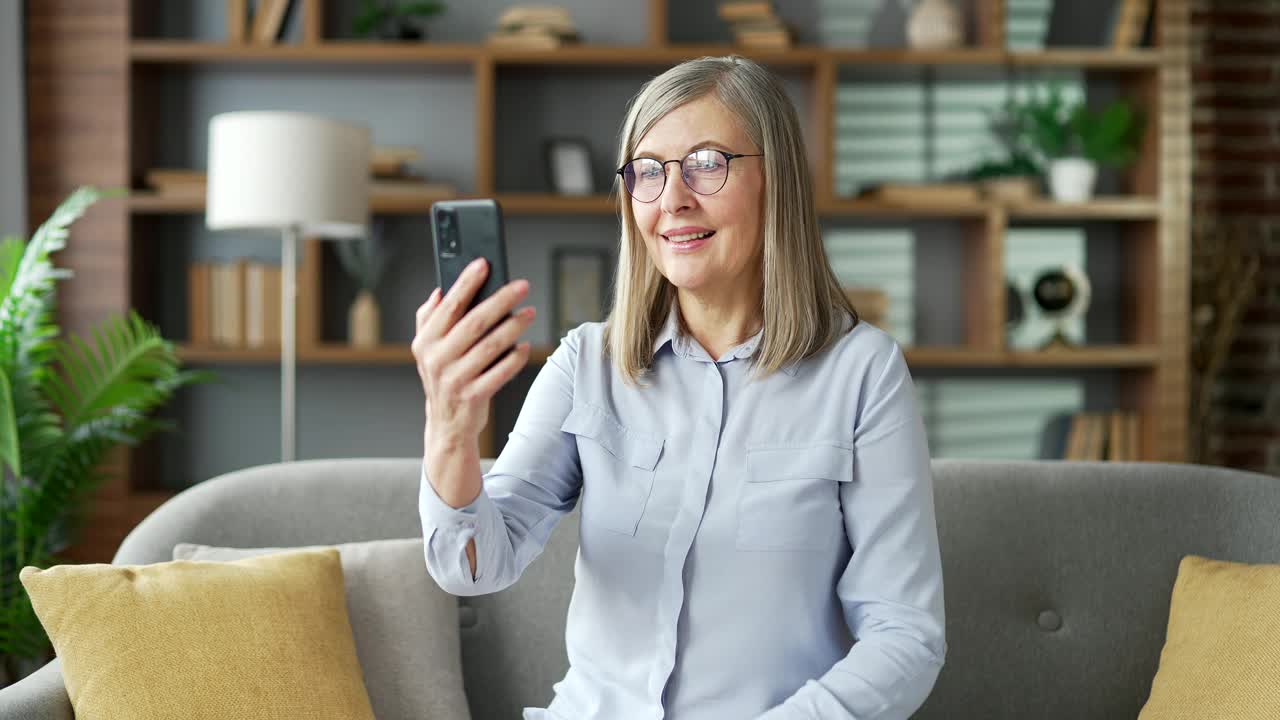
[629,95,765,300]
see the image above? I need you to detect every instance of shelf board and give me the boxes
[821,196,1160,220]
[903,345,1162,368]
[1007,196,1160,220]
[133,191,1159,221]
[177,343,557,366]
[129,41,1163,71]
[177,343,1156,369]
[133,192,1159,220]
[489,44,825,67]
[129,190,463,215]
[820,198,990,218]
[130,40,480,64]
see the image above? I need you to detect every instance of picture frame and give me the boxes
[551,246,612,338]
[545,137,595,196]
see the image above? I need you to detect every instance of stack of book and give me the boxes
[144,143,457,203]
[1063,411,1142,461]
[488,5,580,50]
[369,145,457,200]
[718,1,792,50]
[189,259,283,349]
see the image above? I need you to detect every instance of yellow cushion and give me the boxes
[19,547,375,720]
[1139,554,1280,719]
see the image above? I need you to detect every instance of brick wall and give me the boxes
[1190,0,1280,475]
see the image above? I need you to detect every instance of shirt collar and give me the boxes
[651,301,799,376]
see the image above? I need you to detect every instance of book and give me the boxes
[842,287,889,330]
[1064,413,1085,460]
[1086,414,1109,461]
[497,5,573,28]
[1107,411,1126,461]
[145,168,207,196]
[263,264,282,346]
[861,182,981,205]
[220,258,247,347]
[245,261,267,348]
[371,146,423,177]
[251,0,292,45]
[226,0,248,44]
[188,261,212,346]
[210,262,225,346]
[718,1,776,23]
[1110,0,1152,49]
[487,29,577,50]
[371,178,458,197]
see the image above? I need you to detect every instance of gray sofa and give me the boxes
[2,457,1278,719]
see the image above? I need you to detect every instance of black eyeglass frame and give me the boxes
[615,149,765,202]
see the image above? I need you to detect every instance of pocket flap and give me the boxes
[561,404,663,471]
[745,443,852,483]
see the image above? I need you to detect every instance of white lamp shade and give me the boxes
[206,111,370,238]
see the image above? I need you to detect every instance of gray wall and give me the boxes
[1,2,25,237]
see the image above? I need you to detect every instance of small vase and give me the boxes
[349,289,381,348]
[907,0,964,50]
[1048,158,1098,203]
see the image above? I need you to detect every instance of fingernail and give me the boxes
[469,258,485,271]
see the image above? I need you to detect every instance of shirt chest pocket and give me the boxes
[737,443,853,551]
[561,404,664,536]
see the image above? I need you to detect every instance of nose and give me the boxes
[659,162,695,215]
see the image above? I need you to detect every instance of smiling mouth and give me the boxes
[663,230,715,244]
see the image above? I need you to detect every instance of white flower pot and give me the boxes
[1049,158,1098,203]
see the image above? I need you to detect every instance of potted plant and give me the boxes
[332,219,396,349]
[1005,83,1143,202]
[1,187,215,684]
[352,0,446,41]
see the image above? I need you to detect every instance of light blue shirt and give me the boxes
[420,301,947,719]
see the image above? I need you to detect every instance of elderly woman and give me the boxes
[413,56,946,720]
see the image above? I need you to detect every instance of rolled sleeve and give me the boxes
[419,463,506,591]
[759,341,947,719]
[419,326,585,597]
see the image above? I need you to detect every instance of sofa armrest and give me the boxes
[0,657,74,720]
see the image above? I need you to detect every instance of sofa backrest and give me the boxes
[116,457,1280,720]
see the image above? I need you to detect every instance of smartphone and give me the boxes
[431,198,512,318]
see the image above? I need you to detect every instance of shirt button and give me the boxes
[1038,610,1062,632]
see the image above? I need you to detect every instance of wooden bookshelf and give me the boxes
[176,342,1161,370]
[26,0,1192,563]
[129,40,1162,71]
[131,192,1159,221]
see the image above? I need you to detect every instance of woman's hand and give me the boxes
[413,258,536,446]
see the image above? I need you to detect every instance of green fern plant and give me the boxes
[0,186,215,683]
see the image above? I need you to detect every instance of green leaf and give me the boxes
[0,372,17,480]
[396,0,445,17]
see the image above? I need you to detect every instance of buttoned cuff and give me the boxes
[419,463,496,585]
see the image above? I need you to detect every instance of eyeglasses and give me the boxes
[616,149,764,203]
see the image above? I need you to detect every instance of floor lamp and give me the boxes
[206,111,370,462]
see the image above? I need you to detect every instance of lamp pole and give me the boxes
[281,224,298,462]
